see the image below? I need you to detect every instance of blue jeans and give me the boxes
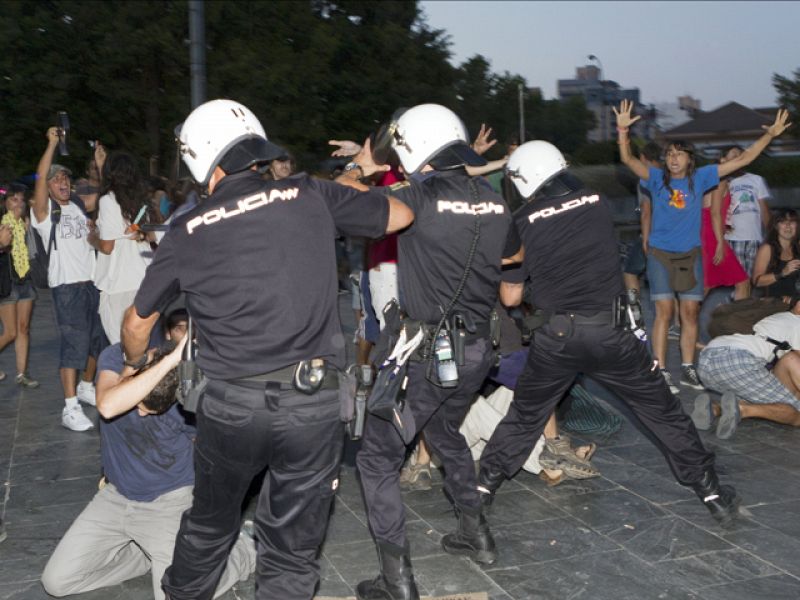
[51,282,105,370]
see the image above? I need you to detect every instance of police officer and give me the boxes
[343,104,521,600]
[476,141,739,526]
[120,99,413,600]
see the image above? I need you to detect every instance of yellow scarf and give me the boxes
[1,213,29,278]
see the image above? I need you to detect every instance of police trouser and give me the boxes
[161,379,343,600]
[480,321,714,486]
[357,338,494,548]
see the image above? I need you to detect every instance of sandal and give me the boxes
[0,370,5,382]
[538,448,600,479]
[545,435,597,463]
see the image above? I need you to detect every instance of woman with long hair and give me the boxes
[616,99,791,393]
[90,150,152,344]
[0,185,39,387]
[752,209,800,298]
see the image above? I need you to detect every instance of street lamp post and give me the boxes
[518,83,525,144]
[189,0,207,109]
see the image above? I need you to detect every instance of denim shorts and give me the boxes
[623,239,646,276]
[51,282,106,370]
[0,280,37,306]
[646,247,704,302]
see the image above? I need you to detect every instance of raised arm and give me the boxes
[718,109,792,179]
[121,305,161,369]
[33,128,61,222]
[333,137,414,234]
[614,100,649,181]
[96,337,186,419]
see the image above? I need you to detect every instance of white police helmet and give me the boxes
[387,104,486,174]
[505,141,568,198]
[176,99,286,185]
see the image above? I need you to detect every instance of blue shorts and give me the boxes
[51,282,106,370]
[646,248,704,302]
[623,239,646,276]
[0,280,37,305]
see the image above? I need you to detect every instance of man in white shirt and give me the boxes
[722,145,771,278]
[31,127,105,432]
[695,297,800,439]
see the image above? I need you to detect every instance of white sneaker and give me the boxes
[62,405,94,431]
[77,382,96,406]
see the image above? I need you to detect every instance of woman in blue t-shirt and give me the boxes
[615,99,791,394]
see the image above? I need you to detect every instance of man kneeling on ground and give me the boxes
[694,295,800,439]
[41,310,255,599]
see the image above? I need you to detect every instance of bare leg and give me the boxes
[740,401,800,426]
[678,299,700,364]
[416,436,431,466]
[652,299,675,367]
[61,367,78,398]
[623,273,640,294]
[14,300,33,376]
[0,303,18,354]
[771,352,800,398]
[733,279,751,300]
[543,413,558,438]
[82,355,97,384]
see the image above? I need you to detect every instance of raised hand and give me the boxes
[46,126,61,145]
[353,137,390,178]
[329,139,362,157]
[764,108,793,138]
[472,123,497,156]
[613,99,641,129]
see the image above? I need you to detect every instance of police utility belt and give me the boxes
[523,293,644,338]
[403,315,495,363]
[229,359,339,393]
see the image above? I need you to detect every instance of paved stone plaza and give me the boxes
[2,290,800,599]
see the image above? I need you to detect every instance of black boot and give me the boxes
[477,466,505,509]
[356,541,420,600]
[691,469,740,527]
[441,505,497,565]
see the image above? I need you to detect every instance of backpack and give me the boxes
[708,297,787,338]
[28,194,89,290]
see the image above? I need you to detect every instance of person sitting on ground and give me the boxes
[752,208,800,299]
[41,309,255,600]
[694,295,800,439]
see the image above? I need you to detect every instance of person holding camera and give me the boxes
[338,104,519,600]
[31,127,105,432]
[120,99,412,600]
[475,140,740,528]
[41,309,255,600]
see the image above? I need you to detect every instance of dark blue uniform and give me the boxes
[134,170,389,600]
[479,186,715,487]
[358,170,517,548]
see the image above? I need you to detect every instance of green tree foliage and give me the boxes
[0,0,595,183]
[773,68,800,137]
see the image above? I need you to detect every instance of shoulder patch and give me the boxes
[389,181,411,191]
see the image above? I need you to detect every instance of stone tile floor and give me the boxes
[1,289,799,599]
